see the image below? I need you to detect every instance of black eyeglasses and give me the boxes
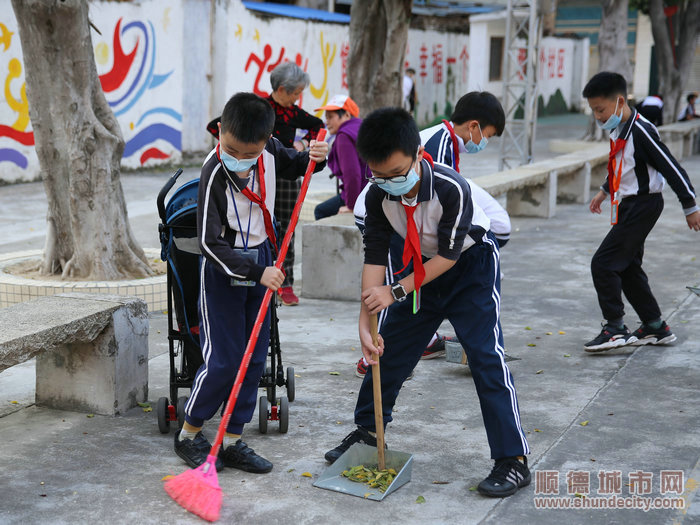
[365,160,416,185]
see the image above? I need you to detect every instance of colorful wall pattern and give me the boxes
[0,1,183,182]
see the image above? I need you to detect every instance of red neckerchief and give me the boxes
[393,155,434,299]
[216,144,278,256]
[442,120,460,173]
[607,114,639,224]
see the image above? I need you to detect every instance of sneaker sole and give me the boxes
[631,334,677,346]
[584,336,635,353]
[420,350,446,360]
[175,448,224,472]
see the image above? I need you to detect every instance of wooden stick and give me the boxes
[370,314,385,470]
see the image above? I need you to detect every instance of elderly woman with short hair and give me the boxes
[267,62,324,306]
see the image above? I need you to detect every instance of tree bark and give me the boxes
[11,0,153,280]
[585,0,632,141]
[347,0,412,116]
[648,0,700,124]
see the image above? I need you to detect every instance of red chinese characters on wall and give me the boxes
[538,46,566,80]
[419,44,428,79]
[459,45,469,83]
[432,44,443,84]
[340,42,350,90]
[245,44,308,98]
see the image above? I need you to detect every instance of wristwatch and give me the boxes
[390,282,408,302]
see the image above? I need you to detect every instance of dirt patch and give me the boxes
[3,257,166,281]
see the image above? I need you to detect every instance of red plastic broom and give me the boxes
[164,130,327,521]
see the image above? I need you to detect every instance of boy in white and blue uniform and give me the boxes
[325,108,530,498]
[174,93,328,473]
[582,72,699,352]
[420,91,511,248]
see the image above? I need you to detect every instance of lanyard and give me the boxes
[607,114,638,225]
[216,144,279,255]
[228,177,253,250]
[442,119,460,173]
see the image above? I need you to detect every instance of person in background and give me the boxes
[314,95,367,220]
[678,92,698,122]
[635,94,663,126]
[403,68,416,113]
[267,62,325,306]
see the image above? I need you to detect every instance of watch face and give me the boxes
[392,283,406,300]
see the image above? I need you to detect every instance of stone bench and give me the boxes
[476,143,608,218]
[0,293,149,415]
[657,119,700,159]
[302,213,362,301]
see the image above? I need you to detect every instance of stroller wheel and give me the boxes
[157,397,170,434]
[177,396,188,429]
[278,396,289,434]
[286,367,295,403]
[258,396,268,434]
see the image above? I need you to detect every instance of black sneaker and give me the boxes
[629,321,677,346]
[219,439,273,473]
[173,431,224,472]
[583,323,634,352]
[477,456,531,497]
[324,426,384,464]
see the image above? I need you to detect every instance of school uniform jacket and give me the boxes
[363,159,490,266]
[605,109,698,215]
[197,137,325,282]
[420,121,511,244]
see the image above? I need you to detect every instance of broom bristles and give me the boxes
[164,455,222,522]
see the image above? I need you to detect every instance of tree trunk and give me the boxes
[584,0,632,141]
[348,0,412,116]
[11,0,153,280]
[648,0,700,124]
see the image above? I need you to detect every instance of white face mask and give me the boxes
[220,145,259,173]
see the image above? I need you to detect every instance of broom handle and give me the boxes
[210,130,327,458]
[370,314,386,470]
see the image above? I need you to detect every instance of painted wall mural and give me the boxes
[0,1,183,182]
[0,20,36,181]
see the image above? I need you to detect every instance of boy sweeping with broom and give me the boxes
[324,108,530,497]
[174,92,327,473]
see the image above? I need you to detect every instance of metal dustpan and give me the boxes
[687,286,700,297]
[313,442,413,501]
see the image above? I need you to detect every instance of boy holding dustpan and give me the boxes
[324,108,530,498]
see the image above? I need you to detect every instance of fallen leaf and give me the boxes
[469,486,478,491]
[10,400,18,404]
[137,402,150,408]
[545,332,553,335]
[527,343,536,347]
[432,481,449,485]
[350,347,356,351]
[336,421,342,424]
[575,493,585,498]
[535,370,544,374]
[301,472,312,478]
[294,374,301,377]
[559,331,566,335]
[142,407,152,413]
[590,458,596,462]
[288,468,295,473]
[329,372,340,376]
[364,493,372,499]
[607,413,614,416]
[430,406,435,409]
[416,495,426,504]
[329,318,334,321]
[563,354,571,357]
[40,482,45,485]
[525,326,532,330]
[534,428,542,432]
[161,475,174,481]
[580,420,589,426]
[86,414,95,418]
[157,330,161,334]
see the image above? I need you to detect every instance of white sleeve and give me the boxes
[466,179,511,237]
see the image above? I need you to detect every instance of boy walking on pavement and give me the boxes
[325,108,530,498]
[582,72,700,352]
[175,93,328,472]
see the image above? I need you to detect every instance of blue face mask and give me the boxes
[598,98,623,131]
[465,124,488,153]
[378,169,420,196]
[220,146,259,173]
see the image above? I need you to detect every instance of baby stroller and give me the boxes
[155,168,295,435]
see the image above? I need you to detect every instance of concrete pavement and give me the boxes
[0,117,699,524]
